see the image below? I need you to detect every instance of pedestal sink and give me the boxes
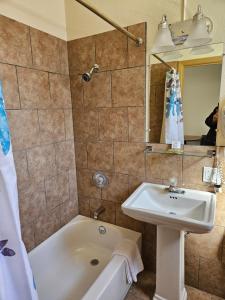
[121,182,216,300]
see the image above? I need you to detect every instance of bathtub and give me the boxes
[29,215,142,300]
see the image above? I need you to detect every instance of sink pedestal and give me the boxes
[153,226,187,300]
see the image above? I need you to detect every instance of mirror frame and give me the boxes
[217,43,225,146]
[178,56,222,94]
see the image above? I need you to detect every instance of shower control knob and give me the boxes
[92,171,109,188]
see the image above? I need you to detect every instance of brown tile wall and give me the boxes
[0,15,78,250]
[68,22,225,298]
[68,22,147,236]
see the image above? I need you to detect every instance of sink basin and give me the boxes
[122,182,216,233]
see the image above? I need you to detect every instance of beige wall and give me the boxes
[0,0,67,39]
[65,0,181,46]
[1,0,225,45]
[65,0,225,47]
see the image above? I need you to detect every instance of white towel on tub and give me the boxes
[112,239,144,284]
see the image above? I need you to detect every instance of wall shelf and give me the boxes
[144,146,216,158]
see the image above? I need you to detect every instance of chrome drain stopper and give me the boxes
[90,259,99,266]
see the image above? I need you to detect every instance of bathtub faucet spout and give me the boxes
[93,206,105,220]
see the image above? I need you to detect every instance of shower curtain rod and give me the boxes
[152,53,174,71]
[74,0,143,46]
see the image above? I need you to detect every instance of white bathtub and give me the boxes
[29,215,142,300]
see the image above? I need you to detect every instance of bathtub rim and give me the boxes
[29,215,142,256]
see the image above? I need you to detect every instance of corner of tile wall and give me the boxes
[0,14,78,251]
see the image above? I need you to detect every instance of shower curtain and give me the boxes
[160,69,184,145]
[0,81,38,300]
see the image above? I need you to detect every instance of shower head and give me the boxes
[82,64,99,82]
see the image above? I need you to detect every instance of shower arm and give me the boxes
[74,0,143,47]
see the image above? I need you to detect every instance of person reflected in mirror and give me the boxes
[203,105,218,146]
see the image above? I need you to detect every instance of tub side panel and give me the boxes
[82,256,131,300]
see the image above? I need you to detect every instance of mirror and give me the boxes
[149,43,224,147]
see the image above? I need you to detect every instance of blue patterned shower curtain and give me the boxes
[160,69,184,145]
[0,81,38,300]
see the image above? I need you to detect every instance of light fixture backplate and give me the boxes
[170,19,193,45]
[170,17,213,46]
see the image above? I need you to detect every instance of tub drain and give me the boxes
[90,259,99,266]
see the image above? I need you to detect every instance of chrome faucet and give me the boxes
[93,205,105,220]
[168,178,185,194]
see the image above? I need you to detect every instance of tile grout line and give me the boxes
[15,66,22,109]
[28,26,34,67]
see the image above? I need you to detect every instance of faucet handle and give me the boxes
[169,177,177,187]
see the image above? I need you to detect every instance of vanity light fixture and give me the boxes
[152,4,213,52]
[151,15,175,53]
[184,5,213,47]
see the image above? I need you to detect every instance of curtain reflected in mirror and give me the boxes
[160,68,184,145]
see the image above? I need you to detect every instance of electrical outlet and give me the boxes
[203,167,220,183]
